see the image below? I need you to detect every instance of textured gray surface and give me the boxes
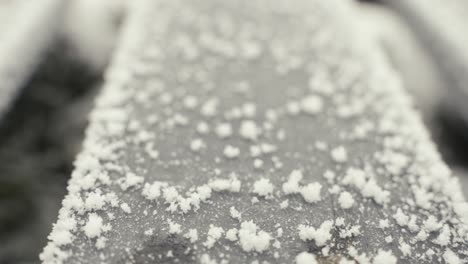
[41,0,468,263]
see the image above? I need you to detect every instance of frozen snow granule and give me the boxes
[331,146,347,163]
[183,95,198,109]
[120,203,131,214]
[95,237,107,249]
[142,181,166,200]
[238,221,272,253]
[393,208,409,227]
[224,145,240,159]
[119,173,144,190]
[201,98,219,117]
[299,182,322,203]
[83,213,104,238]
[385,236,393,243]
[225,228,238,241]
[50,230,73,246]
[399,241,411,257]
[379,219,389,229]
[286,101,301,115]
[295,252,317,264]
[168,221,182,234]
[423,215,442,232]
[253,178,274,197]
[230,206,242,220]
[338,191,354,209]
[215,123,232,139]
[85,191,106,211]
[196,122,210,134]
[283,170,303,194]
[300,95,323,115]
[443,249,462,264]
[373,250,396,264]
[209,177,241,192]
[253,159,264,169]
[242,103,256,117]
[144,229,154,236]
[280,200,289,209]
[239,120,260,141]
[190,138,205,152]
[434,224,451,246]
[298,220,333,246]
[184,229,199,243]
[204,225,224,248]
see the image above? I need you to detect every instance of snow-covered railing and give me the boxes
[0,0,64,118]
[41,0,468,263]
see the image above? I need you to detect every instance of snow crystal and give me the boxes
[238,221,272,253]
[253,178,274,197]
[300,95,323,115]
[331,146,347,163]
[230,206,242,220]
[185,229,199,243]
[223,145,240,159]
[295,252,317,264]
[209,177,241,192]
[120,203,131,214]
[215,123,232,139]
[239,120,260,141]
[226,228,238,241]
[83,213,104,238]
[190,138,205,152]
[372,250,396,264]
[168,221,182,234]
[204,225,224,248]
[338,191,354,209]
[298,220,333,247]
[443,249,462,264]
[283,170,303,194]
[299,182,322,203]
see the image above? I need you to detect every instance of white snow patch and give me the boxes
[298,220,334,247]
[238,221,272,253]
[295,252,317,264]
[253,178,274,197]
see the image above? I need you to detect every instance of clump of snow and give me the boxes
[443,249,462,264]
[283,170,322,203]
[209,177,241,192]
[215,123,232,139]
[296,252,317,264]
[185,229,199,243]
[298,220,334,247]
[226,228,238,241]
[300,95,323,115]
[253,178,274,197]
[204,225,224,248]
[168,220,182,235]
[223,145,240,159]
[299,182,322,203]
[372,250,396,264]
[239,120,260,141]
[338,191,354,209]
[238,221,272,253]
[83,213,105,238]
[331,146,347,163]
[283,170,303,194]
[190,138,205,152]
